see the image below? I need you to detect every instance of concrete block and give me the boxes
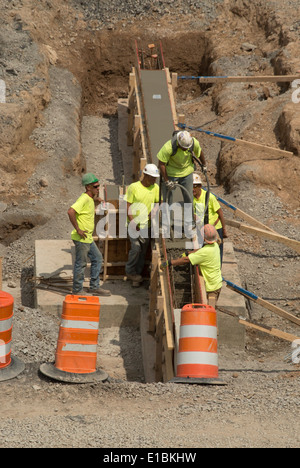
[218,241,247,348]
[34,239,148,326]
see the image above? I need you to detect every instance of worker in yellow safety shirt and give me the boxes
[157,130,206,238]
[68,173,111,296]
[125,164,160,285]
[160,224,223,307]
[193,173,228,264]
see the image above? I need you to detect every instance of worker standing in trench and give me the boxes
[125,164,160,285]
[160,224,223,308]
[67,173,111,296]
[157,130,207,239]
[193,173,228,264]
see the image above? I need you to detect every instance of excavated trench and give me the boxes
[1,3,298,246]
[1,1,299,385]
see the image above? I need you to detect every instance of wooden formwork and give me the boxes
[94,184,130,281]
[120,43,208,382]
[145,238,208,382]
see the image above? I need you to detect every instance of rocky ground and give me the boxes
[0,0,299,449]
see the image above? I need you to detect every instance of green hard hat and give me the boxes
[82,173,99,186]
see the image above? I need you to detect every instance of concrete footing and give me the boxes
[34,239,148,326]
[35,238,246,349]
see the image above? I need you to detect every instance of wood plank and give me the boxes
[218,306,299,342]
[162,335,175,382]
[149,249,159,332]
[234,137,293,158]
[155,295,164,382]
[140,304,156,383]
[198,75,300,83]
[225,283,300,327]
[127,71,135,146]
[225,218,300,254]
[157,252,175,351]
[239,318,300,343]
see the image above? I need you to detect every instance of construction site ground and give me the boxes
[0,0,299,448]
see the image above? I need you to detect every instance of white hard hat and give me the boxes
[177,131,193,149]
[143,163,160,178]
[193,173,202,185]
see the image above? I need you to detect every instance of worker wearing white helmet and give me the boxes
[193,173,228,264]
[124,164,160,285]
[156,130,207,238]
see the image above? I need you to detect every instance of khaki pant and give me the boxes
[207,288,222,309]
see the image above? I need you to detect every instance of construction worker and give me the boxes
[125,163,160,285]
[68,173,111,296]
[193,173,228,264]
[160,224,222,307]
[157,130,206,238]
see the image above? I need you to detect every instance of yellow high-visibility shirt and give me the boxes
[71,193,95,243]
[125,181,160,228]
[157,138,201,178]
[193,189,222,229]
[188,242,222,292]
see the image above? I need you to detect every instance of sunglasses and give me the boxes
[93,184,100,189]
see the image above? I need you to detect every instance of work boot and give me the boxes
[72,290,90,296]
[126,273,143,283]
[89,287,111,296]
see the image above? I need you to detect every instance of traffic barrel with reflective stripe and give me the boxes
[0,291,25,382]
[172,304,225,385]
[40,294,108,383]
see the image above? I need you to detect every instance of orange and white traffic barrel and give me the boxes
[0,291,24,382]
[40,294,108,383]
[172,304,225,385]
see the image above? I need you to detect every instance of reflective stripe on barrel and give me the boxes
[55,295,101,374]
[176,304,219,379]
[0,291,14,369]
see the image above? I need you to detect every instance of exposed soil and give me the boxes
[0,0,299,449]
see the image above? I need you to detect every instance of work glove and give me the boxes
[180,252,189,258]
[165,180,177,191]
[202,165,207,175]
[160,260,169,271]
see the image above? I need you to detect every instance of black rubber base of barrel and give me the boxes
[170,376,227,385]
[0,356,25,382]
[39,362,109,384]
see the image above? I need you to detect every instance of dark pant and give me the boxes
[125,234,150,276]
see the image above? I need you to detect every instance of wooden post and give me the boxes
[102,207,109,282]
[127,70,135,146]
[155,295,164,382]
[149,250,159,332]
[171,72,178,100]
[133,114,141,180]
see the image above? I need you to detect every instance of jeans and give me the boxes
[125,233,150,276]
[217,228,224,265]
[161,172,194,237]
[72,240,103,293]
